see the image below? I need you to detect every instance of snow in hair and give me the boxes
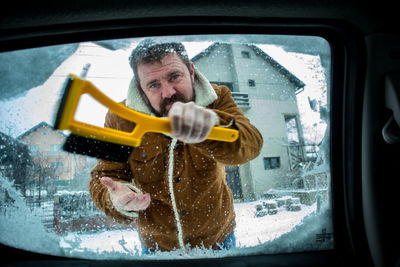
[129,39,189,71]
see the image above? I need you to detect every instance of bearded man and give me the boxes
[90,39,263,253]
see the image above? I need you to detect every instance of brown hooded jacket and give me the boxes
[89,69,263,251]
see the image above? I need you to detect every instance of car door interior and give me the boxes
[362,33,400,267]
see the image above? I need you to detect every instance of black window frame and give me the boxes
[241,51,251,58]
[248,79,256,87]
[263,156,280,170]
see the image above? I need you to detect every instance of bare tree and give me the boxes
[27,153,61,206]
[0,131,34,196]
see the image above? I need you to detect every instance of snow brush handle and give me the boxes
[54,74,239,147]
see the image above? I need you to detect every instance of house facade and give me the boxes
[192,43,306,200]
[17,122,87,186]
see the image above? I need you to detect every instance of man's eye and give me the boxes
[149,83,159,90]
[170,74,180,81]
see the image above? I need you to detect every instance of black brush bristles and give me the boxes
[53,76,74,131]
[63,134,133,163]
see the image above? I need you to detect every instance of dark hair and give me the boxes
[129,39,192,90]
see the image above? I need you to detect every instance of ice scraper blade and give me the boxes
[53,74,239,162]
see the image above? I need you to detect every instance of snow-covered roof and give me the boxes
[17,121,66,140]
[191,42,305,91]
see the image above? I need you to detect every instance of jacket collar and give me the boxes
[126,67,217,116]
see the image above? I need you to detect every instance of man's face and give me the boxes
[137,53,195,116]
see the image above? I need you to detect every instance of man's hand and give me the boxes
[168,101,215,143]
[100,177,151,211]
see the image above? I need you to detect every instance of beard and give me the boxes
[152,79,195,117]
[158,92,189,116]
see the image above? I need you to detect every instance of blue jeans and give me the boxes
[142,233,236,255]
[217,232,236,250]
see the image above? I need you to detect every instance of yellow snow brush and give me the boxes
[53,74,239,162]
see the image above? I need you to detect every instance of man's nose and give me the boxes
[161,82,176,99]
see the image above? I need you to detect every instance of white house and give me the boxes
[17,122,87,185]
[192,43,306,200]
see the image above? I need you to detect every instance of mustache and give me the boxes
[160,93,188,115]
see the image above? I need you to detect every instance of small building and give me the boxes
[17,122,87,187]
[192,43,306,200]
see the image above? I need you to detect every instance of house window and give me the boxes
[50,144,63,155]
[248,79,256,87]
[285,115,300,143]
[28,145,39,156]
[51,161,64,170]
[264,157,280,170]
[241,51,251,58]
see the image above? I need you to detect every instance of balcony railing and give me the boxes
[286,143,320,170]
[232,92,250,107]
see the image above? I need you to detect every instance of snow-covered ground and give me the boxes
[60,229,143,255]
[234,201,316,247]
[59,201,317,256]
[1,178,332,260]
